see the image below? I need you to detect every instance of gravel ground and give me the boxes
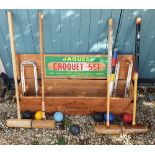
[0,87,155,145]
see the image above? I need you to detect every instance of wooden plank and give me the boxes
[49,9,62,54]
[139,10,154,77]
[27,9,40,53]
[0,10,12,57]
[70,9,81,53]
[88,10,101,53]
[79,10,91,53]
[21,78,133,97]
[139,10,155,78]
[20,96,133,115]
[16,9,35,53]
[0,26,13,77]
[23,80,134,98]
[115,9,133,52]
[42,10,52,53]
[97,10,112,53]
[9,10,26,53]
[60,10,71,53]
[111,9,122,49]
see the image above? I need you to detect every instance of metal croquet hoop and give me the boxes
[112,60,133,98]
[20,61,38,96]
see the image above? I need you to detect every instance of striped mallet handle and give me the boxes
[106,18,113,127]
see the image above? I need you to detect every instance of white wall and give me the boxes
[0,57,6,73]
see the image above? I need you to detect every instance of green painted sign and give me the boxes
[45,55,108,78]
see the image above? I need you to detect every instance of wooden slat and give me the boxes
[49,9,62,54]
[0,10,13,77]
[10,10,26,53]
[0,26,13,77]
[0,10,12,57]
[115,9,133,51]
[20,96,133,115]
[98,10,112,53]
[60,10,71,53]
[139,10,155,78]
[27,9,40,53]
[88,10,101,52]
[16,9,35,52]
[139,10,153,77]
[1,9,155,79]
[70,9,81,53]
[111,9,122,49]
[79,10,91,53]
[21,78,133,97]
[42,10,52,53]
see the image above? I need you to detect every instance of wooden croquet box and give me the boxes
[16,54,134,115]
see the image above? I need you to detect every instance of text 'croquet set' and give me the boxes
[6,11,148,134]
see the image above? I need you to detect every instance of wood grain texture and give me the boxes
[18,78,134,115]
[19,78,133,97]
[19,96,133,115]
[7,119,55,128]
[95,124,147,134]
[7,11,21,119]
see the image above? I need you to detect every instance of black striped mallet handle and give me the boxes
[132,17,141,126]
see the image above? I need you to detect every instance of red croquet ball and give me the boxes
[122,113,133,123]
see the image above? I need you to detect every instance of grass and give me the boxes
[57,136,66,145]
[63,117,72,128]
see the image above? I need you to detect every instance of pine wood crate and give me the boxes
[17,54,134,115]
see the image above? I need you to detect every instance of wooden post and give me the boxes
[39,12,46,120]
[7,11,21,119]
[132,72,138,126]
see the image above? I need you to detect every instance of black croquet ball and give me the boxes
[22,111,33,119]
[69,124,80,136]
[93,112,104,122]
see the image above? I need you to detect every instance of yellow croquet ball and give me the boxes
[35,111,43,120]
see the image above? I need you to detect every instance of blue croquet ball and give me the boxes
[103,112,115,123]
[53,112,64,122]
[69,124,80,136]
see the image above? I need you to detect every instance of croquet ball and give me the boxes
[69,124,80,136]
[53,112,64,122]
[93,112,104,122]
[122,113,133,123]
[103,112,115,123]
[35,111,43,120]
[22,111,33,119]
